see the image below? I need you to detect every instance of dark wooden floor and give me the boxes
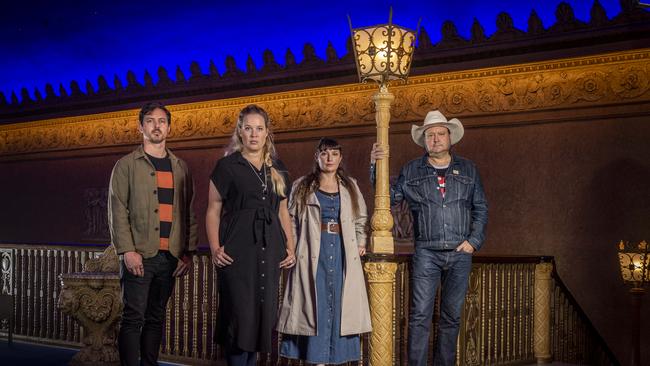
[0,340,184,366]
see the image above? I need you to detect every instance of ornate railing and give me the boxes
[0,244,103,348]
[550,267,619,366]
[456,258,538,365]
[0,244,618,365]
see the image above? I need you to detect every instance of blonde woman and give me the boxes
[206,104,296,366]
[277,138,371,365]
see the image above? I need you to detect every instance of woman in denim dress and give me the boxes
[277,138,371,365]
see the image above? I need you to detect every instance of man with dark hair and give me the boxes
[109,101,197,366]
[371,110,488,366]
[139,101,171,126]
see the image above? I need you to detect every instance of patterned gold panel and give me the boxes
[0,49,649,157]
[364,261,398,366]
[462,265,481,366]
[534,262,553,363]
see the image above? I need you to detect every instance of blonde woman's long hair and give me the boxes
[225,104,286,197]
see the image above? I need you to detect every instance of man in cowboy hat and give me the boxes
[371,110,488,366]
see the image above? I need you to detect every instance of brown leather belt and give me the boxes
[321,222,341,234]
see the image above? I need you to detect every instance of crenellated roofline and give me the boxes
[0,0,649,124]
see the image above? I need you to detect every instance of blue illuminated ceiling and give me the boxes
[0,1,627,101]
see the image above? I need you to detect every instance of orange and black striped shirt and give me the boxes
[146,153,174,251]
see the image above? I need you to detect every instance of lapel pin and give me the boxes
[452,169,460,175]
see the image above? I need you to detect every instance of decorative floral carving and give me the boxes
[575,71,608,102]
[58,247,122,365]
[444,84,475,114]
[363,261,398,282]
[549,84,564,101]
[58,273,122,365]
[173,112,203,138]
[611,66,649,98]
[370,210,394,232]
[463,267,481,365]
[111,118,137,144]
[79,290,115,322]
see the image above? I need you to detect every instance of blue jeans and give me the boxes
[119,251,177,366]
[408,248,472,366]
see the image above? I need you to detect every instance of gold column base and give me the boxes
[364,256,398,366]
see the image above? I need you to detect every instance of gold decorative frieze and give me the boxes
[1,49,649,157]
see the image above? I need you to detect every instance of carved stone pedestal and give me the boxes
[364,254,398,366]
[58,246,122,366]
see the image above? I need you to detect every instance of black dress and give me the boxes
[210,151,289,353]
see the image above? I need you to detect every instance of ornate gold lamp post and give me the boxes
[349,10,417,366]
[349,10,417,254]
[617,240,650,366]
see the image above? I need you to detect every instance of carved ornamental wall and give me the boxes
[0,48,648,160]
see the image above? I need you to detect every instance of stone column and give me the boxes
[534,262,553,364]
[364,255,398,366]
[370,85,395,254]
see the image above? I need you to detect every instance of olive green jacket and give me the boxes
[108,145,198,259]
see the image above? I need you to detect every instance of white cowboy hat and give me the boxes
[411,110,464,147]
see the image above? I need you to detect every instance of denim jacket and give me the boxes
[372,153,488,251]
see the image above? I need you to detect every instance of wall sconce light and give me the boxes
[617,240,649,366]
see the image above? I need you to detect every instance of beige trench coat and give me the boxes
[276,177,372,336]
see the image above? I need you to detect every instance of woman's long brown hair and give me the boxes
[292,138,360,217]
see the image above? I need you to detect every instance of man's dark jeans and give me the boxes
[408,247,472,366]
[119,251,177,366]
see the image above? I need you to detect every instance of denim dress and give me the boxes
[280,190,361,364]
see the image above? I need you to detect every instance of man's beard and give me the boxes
[149,130,164,143]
